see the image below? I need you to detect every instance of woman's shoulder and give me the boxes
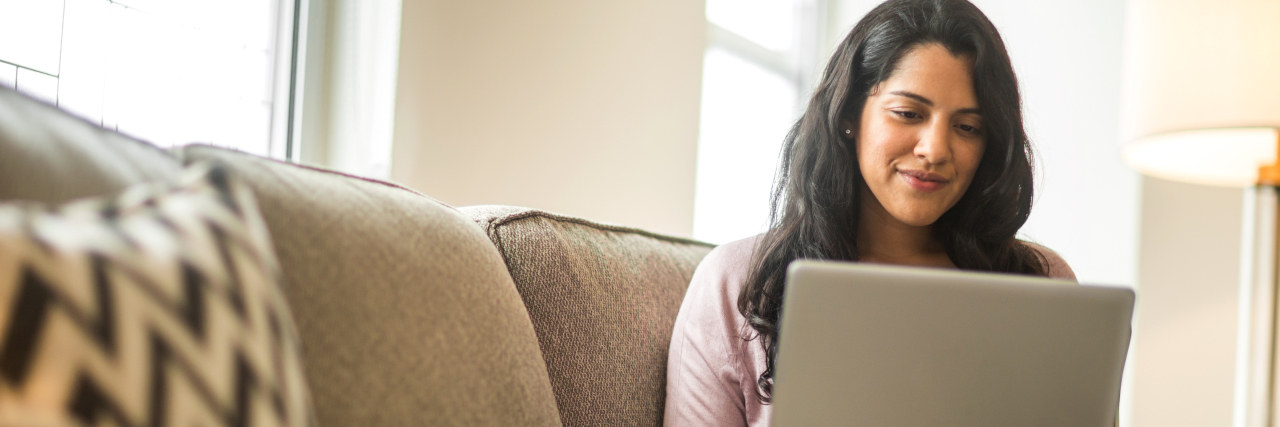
[1020,241,1077,282]
[675,234,776,341]
[698,234,764,272]
[685,234,763,303]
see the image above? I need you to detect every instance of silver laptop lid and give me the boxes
[770,260,1134,427]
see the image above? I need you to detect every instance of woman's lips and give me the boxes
[898,169,950,192]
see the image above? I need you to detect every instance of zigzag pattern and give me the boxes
[0,164,311,427]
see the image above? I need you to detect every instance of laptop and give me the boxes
[769,260,1134,427]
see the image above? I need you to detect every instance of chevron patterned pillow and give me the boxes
[0,163,313,427]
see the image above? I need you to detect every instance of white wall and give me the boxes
[1131,177,1241,426]
[972,0,1137,288]
[390,0,706,237]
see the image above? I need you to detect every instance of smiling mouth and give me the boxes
[898,169,950,192]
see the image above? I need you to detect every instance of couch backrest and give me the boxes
[180,147,563,427]
[0,87,180,203]
[0,85,565,426]
[462,206,714,427]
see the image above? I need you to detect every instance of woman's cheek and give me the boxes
[958,142,985,180]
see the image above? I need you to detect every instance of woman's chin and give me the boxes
[888,210,944,227]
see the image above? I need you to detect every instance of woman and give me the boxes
[663,0,1075,425]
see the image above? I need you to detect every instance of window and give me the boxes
[0,0,294,158]
[693,0,826,244]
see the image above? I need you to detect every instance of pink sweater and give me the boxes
[663,236,1076,427]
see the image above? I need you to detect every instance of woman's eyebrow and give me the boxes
[889,90,933,105]
[888,90,981,115]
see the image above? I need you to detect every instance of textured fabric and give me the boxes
[0,87,180,204]
[178,146,562,427]
[0,163,313,427]
[664,236,1079,427]
[664,237,769,427]
[461,205,715,427]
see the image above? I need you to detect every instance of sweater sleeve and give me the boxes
[665,237,769,427]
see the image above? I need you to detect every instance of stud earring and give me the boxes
[844,129,852,135]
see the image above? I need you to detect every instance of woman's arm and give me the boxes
[665,238,765,427]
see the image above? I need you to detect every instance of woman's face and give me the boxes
[848,43,986,228]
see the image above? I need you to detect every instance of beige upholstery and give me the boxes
[179,146,562,427]
[0,87,180,203]
[462,205,714,427]
[1,83,717,426]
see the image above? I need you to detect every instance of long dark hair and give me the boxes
[738,0,1047,401]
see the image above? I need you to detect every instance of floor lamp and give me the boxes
[1121,1,1280,426]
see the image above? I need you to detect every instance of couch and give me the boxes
[0,87,715,426]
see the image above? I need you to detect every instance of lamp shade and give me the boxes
[1121,0,1280,187]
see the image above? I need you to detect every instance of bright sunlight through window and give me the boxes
[0,0,284,157]
[693,48,797,244]
[694,0,807,244]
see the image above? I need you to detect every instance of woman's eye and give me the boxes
[892,110,922,120]
[957,124,982,135]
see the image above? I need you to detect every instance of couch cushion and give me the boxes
[179,146,562,427]
[460,205,715,427]
[0,87,180,203]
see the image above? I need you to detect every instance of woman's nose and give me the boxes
[914,120,952,164]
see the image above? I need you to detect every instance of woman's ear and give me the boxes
[839,118,857,140]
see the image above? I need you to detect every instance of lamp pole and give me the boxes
[1234,140,1280,427]
[1236,184,1278,427]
